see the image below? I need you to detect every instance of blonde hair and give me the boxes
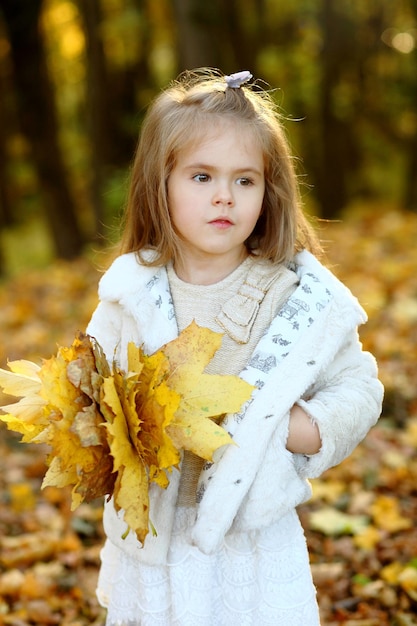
[120,68,321,266]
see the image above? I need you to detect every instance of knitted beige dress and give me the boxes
[98,256,321,626]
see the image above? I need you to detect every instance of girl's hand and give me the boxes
[286,405,322,455]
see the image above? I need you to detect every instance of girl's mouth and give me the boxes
[209,218,233,229]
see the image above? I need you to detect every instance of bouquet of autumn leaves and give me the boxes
[0,323,253,545]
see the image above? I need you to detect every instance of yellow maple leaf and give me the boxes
[0,359,47,441]
[380,560,417,599]
[399,567,417,600]
[0,324,255,546]
[100,375,150,544]
[353,525,382,551]
[37,334,114,507]
[310,478,346,504]
[98,323,253,542]
[129,350,181,485]
[162,321,254,459]
[370,495,412,532]
[0,359,42,396]
[39,347,88,420]
[0,397,47,442]
[0,333,114,508]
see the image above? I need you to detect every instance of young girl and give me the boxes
[87,68,383,626]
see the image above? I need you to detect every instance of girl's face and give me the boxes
[167,122,265,282]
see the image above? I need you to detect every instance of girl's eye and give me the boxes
[237,177,253,186]
[193,173,210,183]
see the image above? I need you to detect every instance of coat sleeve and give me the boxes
[86,300,123,364]
[294,329,384,478]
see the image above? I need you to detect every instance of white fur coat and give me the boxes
[87,250,383,564]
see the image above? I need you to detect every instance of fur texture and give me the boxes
[87,250,383,562]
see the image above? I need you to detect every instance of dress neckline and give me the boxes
[167,256,254,290]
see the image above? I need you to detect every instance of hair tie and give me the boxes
[224,70,253,89]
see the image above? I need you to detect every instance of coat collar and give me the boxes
[98,249,366,356]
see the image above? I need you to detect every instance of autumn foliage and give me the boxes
[0,206,416,625]
[0,326,253,545]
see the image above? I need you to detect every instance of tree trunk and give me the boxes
[76,0,110,237]
[0,0,84,259]
[0,60,13,230]
[403,0,417,212]
[223,0,266,73]
[318,0,360,218]
[403,79,417,212]
[0,13,18,232]
[171,0,227,70]
[319,0,346,218]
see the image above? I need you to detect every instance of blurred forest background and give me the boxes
[0,1,417,624]
[0,0,416,269]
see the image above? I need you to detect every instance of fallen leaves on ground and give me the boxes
[300,417,417,625]
[319,203,417,422]
[0,433,106,625]
[0,205,416,624]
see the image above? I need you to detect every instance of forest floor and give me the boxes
[0,204,416,625]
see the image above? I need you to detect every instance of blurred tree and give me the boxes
[0,0,84,259]
[130,0,153,106]
[0,63,13,229]
[317,0,360,218]
[97,0,145,162]
[404,74,417,212]
[0,90,10,275]
[0,16,19,275]
[1,0,416,269]
[404,0,417,211]
[171,0,266,74]
[76,0,111,236]
[171,0,225,69]
[222,0,266,73]
[76,0,155,235]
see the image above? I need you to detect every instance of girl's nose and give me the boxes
[212,184,234,206]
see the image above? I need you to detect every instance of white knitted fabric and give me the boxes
[168,257,298,376]
[98,508,320,625]
[97,258,320,625]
